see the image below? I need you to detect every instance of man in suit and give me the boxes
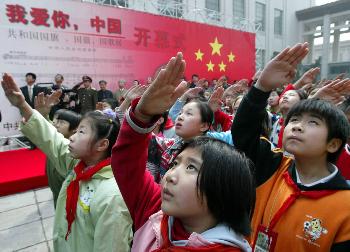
[20,73,41,108]
[114,79,128,103]
[97,80,114,102]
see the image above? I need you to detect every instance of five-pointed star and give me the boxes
[195,49,204,61]
[209,37,223,56]
[218,61,227,72]
[228,52,235,62]
[206,60,214,72]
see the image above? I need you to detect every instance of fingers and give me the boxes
[289,43,309,66]
[172,81,188,101]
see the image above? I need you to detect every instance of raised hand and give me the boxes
[1,73,33,120]
[135,52,186,123]
[311,78,350,105]
[208,87,224,112]
[257,42,309,92]
[125,84,147,102]
[34,90,62,117]
[294,67,320,90]
[1,73,26,108]
[179,87,202,101]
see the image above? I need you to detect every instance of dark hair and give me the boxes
[102,98,118,110]
[159,111,169,133]
[55,74,64,80]
[285,98,350,163]
[184,100,214,133]
[99,80,107,85]
[295,89,308,100]
[338,98,350,115]
[82,111,120,156]
[55,109,81,131]
[26,73,36,80]
[192,74,199,79]
[177,137,255,236]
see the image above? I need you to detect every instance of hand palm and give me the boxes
[136,53,186,118]
[1,74,26,107]
[259,61,293,90]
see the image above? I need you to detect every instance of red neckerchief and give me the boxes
[269,171,336,230]
[152,215,241,252]
[65,158,111,240]
[277,117,284,149]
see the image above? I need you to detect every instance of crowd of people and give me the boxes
[1,42,350,252]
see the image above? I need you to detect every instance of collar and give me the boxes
[289,162,350,190]
[295,163,338,187]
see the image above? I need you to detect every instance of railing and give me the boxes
[81,0,262,68]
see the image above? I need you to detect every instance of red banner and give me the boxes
[1,1,255,85]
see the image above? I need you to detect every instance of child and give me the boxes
[1,74,133,252]
[232,43,350,251]
[112,52,254,251]
[337,98,350,180]
[50,109,81,207]
[267,90,280,114]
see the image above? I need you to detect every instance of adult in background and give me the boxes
[97,80,114,102]
[114,79,128,104]
[20,72,43,108]
[189,73,199,88]
[49,74,71,119]
[73,75,97,115]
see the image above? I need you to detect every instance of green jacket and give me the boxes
[21,110,133,252]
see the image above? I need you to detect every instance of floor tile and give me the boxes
[0,220,45,252]
[42,217,54,241]
[38,201,54,219]
[0,205,40,231]
[16,242,49,252]
[0,191,36,213]
[35,188,53,203]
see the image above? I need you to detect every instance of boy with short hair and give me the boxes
[232,42,350,251]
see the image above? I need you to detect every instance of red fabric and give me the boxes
[277,118,284,149]
[171,218,190,241]
[336,146,350,180]
[112,99,162,230]
[269,172,335,230]
[278,84,295,103]
[165,117,174,130]
[0,148,47,196]
[214,110,232,132]
[153,215,241,252]
[65,158,111,240]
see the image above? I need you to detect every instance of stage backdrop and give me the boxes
[0,0,255,136]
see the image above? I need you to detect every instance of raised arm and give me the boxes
[1,74,75,176]
[111,52,188,229]
[232,43,309,185]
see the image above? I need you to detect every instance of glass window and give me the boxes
[206,0,220,12]
[158,0,183,18]
[233,0,245,19]
[255,2,266,31]
[274,9,283,35]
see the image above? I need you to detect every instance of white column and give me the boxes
[321,14,330,79]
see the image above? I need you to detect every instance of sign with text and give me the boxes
[0,0,255,136]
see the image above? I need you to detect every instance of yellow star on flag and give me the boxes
[206,60,214,72]
[195,49,204,61]
[218,61,227,72]
[209,37,223,56]
[228,52,235,62]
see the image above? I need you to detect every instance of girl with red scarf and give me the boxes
[1,73,133,252]
[112,53,254,252]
